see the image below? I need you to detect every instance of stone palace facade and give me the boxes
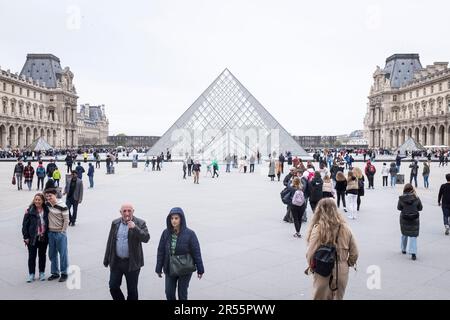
[0,54,78,149]
[77,103,109,146]
[365,54,450,149]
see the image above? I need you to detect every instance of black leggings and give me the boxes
[357,195,361,211]
[336,190,346,208]
[368,176,374,188]
[291,204,306,233]
[382,176,388,186]
[27,239,48,274]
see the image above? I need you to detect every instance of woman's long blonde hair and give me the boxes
[306,198,347,245]
[353,167,363,179]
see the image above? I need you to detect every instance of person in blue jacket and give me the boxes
[155,207,204,300]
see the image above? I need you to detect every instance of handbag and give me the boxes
[169,253,196,277]
[12,175,16,185]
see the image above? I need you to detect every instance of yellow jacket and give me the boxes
[52,169,61,180]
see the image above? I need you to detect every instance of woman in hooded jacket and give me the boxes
[156,207,204,300]
[397,184,423,261]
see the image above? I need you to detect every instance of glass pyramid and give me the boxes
[148,69,307,159]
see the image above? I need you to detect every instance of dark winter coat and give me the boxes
[335,179,347,192]
[283,173,293,187]
[14,163,24,174]
[409,162,419,176]
[389,163,398,177]
[46,162,57,178]
[156,207,204,275]
[309,177,323,202]
[103,216,150,271]
[397,193,423,237]
[22,204,49,246]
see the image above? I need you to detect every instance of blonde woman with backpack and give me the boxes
[291,177,307,238]
[305,198,359,300]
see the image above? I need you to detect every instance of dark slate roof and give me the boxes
[20,54,63,88]
[89,106,103,121]
[383,54,422,88]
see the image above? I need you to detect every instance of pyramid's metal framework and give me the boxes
[148,69,307,159]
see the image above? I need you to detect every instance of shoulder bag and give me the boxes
[169,253,197,277]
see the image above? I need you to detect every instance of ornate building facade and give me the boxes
[77,104,109,145]
[0,54,78,149]
[365,54,450,149]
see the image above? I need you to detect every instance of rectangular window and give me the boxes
[448,80,450,90]
[403,93,406,100]
[40,93,42,100]
[33,91,36,99]
[27,89,30,97]
[393,95,397,102]
[423,88,426,96]
[19,87,22,95]
[416,90,419,98]
[431,85,434,94]
[409,91,412,99]
[2,82,5,91]
[12,85,15,93]
[439,83,443,91]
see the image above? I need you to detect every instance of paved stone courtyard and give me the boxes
[1,159,450,300]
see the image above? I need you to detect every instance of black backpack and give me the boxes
[280,187,294,205]
[313,225,341,291]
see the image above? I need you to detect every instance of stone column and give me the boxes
[445,126,449,147]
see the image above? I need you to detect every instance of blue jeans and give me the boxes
[423,175,429,188]
[442,207,450,226]
[88,175,94,188]
[226,164,230,172]
[391,176,397,186]
[165,273,192,300]
[401,235,417,255]
[48,231,68,275]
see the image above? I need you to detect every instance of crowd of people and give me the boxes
[275,149,450,299]
[13,145,450,301]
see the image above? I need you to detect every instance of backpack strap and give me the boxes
[329,225,341,292]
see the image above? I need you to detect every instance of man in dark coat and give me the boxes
[64,154,73,173]
[63,171,83,226]
[104,203,150,300]
[409,160,419,188]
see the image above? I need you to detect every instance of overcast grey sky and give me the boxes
[1,0,449,136]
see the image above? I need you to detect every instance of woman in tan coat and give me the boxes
[305,198,359,300]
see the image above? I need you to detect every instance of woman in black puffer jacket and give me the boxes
[397,184,423,261]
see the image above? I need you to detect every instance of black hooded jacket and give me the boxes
[309,177,324,202]
[397,193,423,237]
[156,207,204,275]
